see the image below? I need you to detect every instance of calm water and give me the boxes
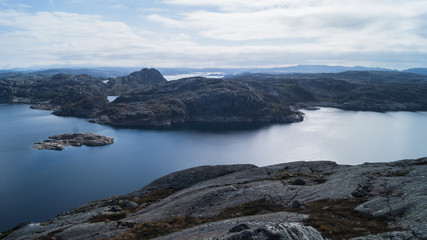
[1,104,427,231]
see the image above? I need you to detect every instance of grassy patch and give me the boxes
[274,169,329,184]
[111,199,286,240]
[135,189,177,205]
[387,170,410,177]
[34,229,64,240]
[298,199,399,240]
[106,198,399,240]
[216,199,287,219]
[374,170,411,177]
[89,212,127,223]
[110,216,207,240]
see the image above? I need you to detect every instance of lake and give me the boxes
[1,104,427,232]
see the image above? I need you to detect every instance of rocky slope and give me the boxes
[106,68,167,94]
[91,77,304,127]
[32,132,114,151]
[0,73,107,110]
[232,72,427,112]
[89,71,427,127]
[2,157,426,240]
[0,68,165,114]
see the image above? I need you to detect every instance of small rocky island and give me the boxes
[32,132,114,150]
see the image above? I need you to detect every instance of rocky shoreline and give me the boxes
[32,132,114,151]
[2,157,426,239]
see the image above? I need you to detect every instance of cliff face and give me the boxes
[3,157,426,240]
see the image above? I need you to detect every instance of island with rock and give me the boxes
[32,132,114,151]
[1,157,426,240]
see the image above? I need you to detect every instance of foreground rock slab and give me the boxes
[32,132,114,150]
[2,157,426,240]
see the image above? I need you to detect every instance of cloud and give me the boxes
[111,4,127,10]
[0,0,426,69]
[0,10,155,68]
[146,14,185,27]
[162,0,305,12]
[17,3,31,8]
[152,0,427,53]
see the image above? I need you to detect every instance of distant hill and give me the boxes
[0,65,426,80]
[403,68,427,76]
[158,65,396,77]
[31,67,140,78]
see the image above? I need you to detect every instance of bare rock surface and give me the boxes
[155,213,319,240]
[32,132,114,150]
[2,157,426,240]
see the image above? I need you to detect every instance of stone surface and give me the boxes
[32,132,114,150]
[221,222,325,240]
[155,212,310,240]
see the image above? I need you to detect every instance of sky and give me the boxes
[0,0,426,70]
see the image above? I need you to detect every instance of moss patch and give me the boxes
[111,199,286,240]
[89,212,127,223]
[110,216,207,240]
[134,189,177,205]
[34,229,64,240]
[274,169,330,184]
[105,198,400,240]
[216,199,287,219]
[298,199,399,240]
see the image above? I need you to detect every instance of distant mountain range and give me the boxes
[1,65,426,78]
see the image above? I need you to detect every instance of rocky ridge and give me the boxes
[1,69,427,127]
[32,132,114,151]
[91,77,305,127]
[2,157,426,240]
[0,68,166,113]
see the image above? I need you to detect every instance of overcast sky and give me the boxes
[0,0,426,69]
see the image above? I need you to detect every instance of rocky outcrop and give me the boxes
[105,68,167,94]
[0,68,167,115]
[237,73,427,112]
[90,71,427,127]
[157,214,322,240]
[32,132,114,150]
[91,77,305,127]
[2,157,426,240]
